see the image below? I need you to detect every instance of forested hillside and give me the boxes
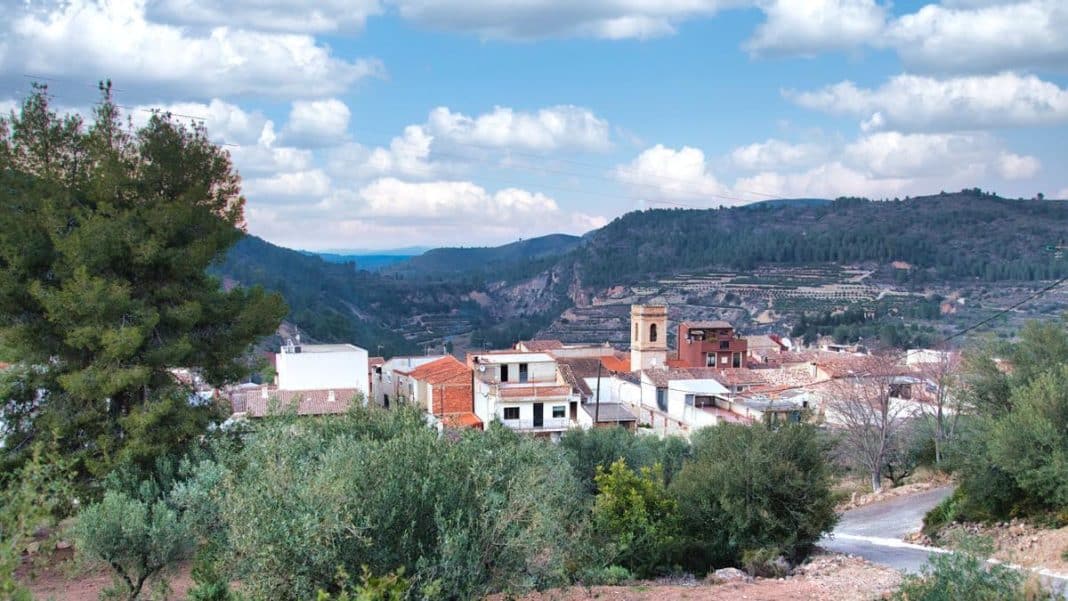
[214,190,1068,351]
[571,191,1068,287]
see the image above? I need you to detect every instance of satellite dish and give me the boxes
[478,365,486,372]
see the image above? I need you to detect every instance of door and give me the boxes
[533,403,544,428]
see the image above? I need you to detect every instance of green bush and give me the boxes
[219,408,586,600]
[591,460,678,577]
[314,567,410,601]
[75,490,194,601]
[579,565,632,586]
[560,427,690,493]
[892,545,1056,601]
[671,423,837,571]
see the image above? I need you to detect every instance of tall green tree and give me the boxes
[0,84,286,479]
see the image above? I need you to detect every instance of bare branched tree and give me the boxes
[825,354,918,492]
[913,348,964,466]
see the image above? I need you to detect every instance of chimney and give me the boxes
[328,390,336,403]
[261,386,269,399]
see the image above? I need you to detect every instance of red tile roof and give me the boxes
[518,339,564,351]
[408,355,471,384]
[600,355,631,373]
[239,387,361,417]
[369,356,386,368]
[441,412,482,429]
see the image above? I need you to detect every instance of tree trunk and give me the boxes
[870,467,882,493]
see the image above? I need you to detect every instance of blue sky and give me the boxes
[2,0,1066,250]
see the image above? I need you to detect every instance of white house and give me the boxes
[469,351,574,439]
[633,368,750,436]
[372,355,445,408]
[277,342,369,397]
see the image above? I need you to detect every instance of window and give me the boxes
[552,405,565,418]
[649,323,658,342]
[518,363,528,383]
[500,364,509,382]
[732,352,742,368]
[633,323,638,341]
[720,340,730,350]
[684,394,694,407]
[720,355,729,364]
[503,407,519,420]
[656,387,667,411]
[706,354,716,367]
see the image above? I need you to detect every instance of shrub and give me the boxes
[579,565,632,586]
[591,460,678,577]
[75,490,194,601]
[671,423,837,571]
[892,543,1057,601]
[315,567,410,601]
[220,409,587,600]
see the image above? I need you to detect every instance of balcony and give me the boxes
[501,417,572,432]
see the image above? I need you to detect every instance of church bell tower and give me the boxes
[630,304,668,371]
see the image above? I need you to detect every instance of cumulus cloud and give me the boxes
[130,98,270,144]
[730,139,826,171]
[885,0,1068,73]
[427,105,611,152]
[244,169,332,201]
[745,0,887,57]
[355,178,558,220]
[616,144,732,202]
[787,72,1068,132]
[1,0,383,99]
[997,152,1041,180]
[282,99,352,147]
[147,0,383,33]
[390,0,739,40]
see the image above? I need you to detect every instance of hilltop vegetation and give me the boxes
[214,190,1068,353]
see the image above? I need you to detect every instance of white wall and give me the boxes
[277,346,369,397]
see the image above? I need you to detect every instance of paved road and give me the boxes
[821,486,953,573]
[821,485,1068,594]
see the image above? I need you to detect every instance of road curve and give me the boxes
[820,485,1068,594]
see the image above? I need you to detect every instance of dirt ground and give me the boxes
[22,554,903,601]
[486,554,903,601]
[937,521,1068,574]
[20,560,194,601]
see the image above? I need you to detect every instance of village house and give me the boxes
[555,356,638,431]
[372,354,445,408]
[469,350,574,440]
[405,355,482,431]
[231,340,370,418]
[676,321,749,368]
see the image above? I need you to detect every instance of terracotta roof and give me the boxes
[642,367,738,389]
[498,384,571,399]
[600,355,631,373]
[238,387,361,417]
[368,356,386,368]
[706,368,769,387]
[518,339,564,351]
[441,412,482,429]
[408,355,471,384]
[666,358,688,368]
[682,321,734,329]
[556,361,593,398]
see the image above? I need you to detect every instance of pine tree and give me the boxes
[0,84,286,481]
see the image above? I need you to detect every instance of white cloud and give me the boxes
[244,169,332,200]
[356,178,559,220]
[390,0,740,41]
[997,152,1041,180]
[735,162,913,200]
[885,0,1068,73]
[1056,187,1068,200]
[130,98,269,144]
[1,0,384,99]
[427,105,611,152]
[843,132,994,178]
[730,138,826,170]
[0,98,16,117]
[361,126,436,178]
[147,0,383,33]
[746,0,886,57]
[616,144,731,201]
[787,73,1068,132]
[282,99,352,146]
